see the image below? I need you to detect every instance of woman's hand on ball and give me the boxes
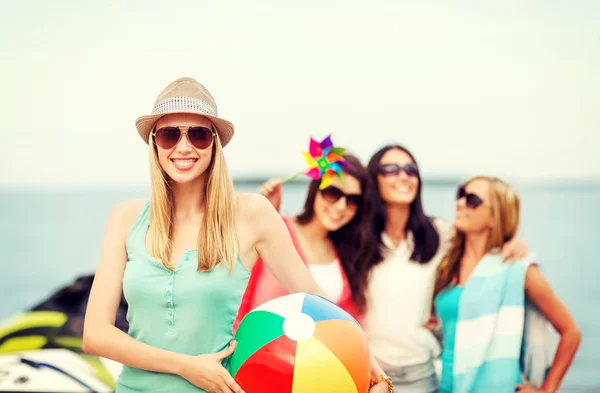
[179,341,245,393]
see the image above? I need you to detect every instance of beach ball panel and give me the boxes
[282,312,316,342]
[234,335,297,393]
[313,320,371,393]
[300,294,357,324]
[230,310,285,377]
[292,336,358,393]
[254,292,306,319]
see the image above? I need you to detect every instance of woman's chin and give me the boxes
[323,218,352,232]
[454,218,467,232]
[384,194,415,206]
[165,171,203,185]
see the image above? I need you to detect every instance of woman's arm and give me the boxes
[368,359,393,392]
[501,237,530,262]
[83,201,243,393]
[251,194,326,297]
[83,201,188,372]
[234,178,283,320]
[249,194,391,392]
[521,265,582,393]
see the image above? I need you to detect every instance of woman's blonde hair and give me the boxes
[433,176,520,297]
[146,122,238,272]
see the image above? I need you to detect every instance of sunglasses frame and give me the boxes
[320,185,363,210]
[377,163,419,178]
[152,125,216,150]
[456,185,487,209]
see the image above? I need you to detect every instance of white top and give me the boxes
[309,261,344,303]
[362,219,454,369]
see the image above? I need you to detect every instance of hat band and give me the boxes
[151,96,217,117]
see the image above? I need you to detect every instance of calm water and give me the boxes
[1,180,598,392]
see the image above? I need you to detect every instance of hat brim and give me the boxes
[135,111,234,147]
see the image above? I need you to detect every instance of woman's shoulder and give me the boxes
[236,193,283,219]
[510,253,540,274]
[235,193,294,237]
[236,193,267,215]
[107,198,149,234]
[114,198,148,217]
[430,217,454,240]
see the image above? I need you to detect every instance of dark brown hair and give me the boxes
[296,154,379,312]
[366,144,440,267]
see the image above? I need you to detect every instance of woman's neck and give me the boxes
[463,231,490,265]
[294,216,329,241]
[293,216,335,265]
[455,231,490,285]
[170,179,206,221]
[384,203,410,245]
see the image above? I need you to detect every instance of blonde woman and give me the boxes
[433,177,581,393]
[82,78,391,393]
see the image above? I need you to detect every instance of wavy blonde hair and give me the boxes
[146,123,238,272]
[433,176,520,297]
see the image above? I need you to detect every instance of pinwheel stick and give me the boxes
[279,171,303,185]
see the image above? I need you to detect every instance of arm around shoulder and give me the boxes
[433,217,454,254]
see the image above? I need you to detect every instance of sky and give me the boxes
[1,0,598,186]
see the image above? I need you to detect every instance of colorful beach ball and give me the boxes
[229,293,371,393]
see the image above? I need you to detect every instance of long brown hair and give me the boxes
[296,154,379,312]
[433,176,520,298]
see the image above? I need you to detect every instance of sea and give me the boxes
[1,179,598,392]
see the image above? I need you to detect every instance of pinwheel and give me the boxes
[280,135,348,189]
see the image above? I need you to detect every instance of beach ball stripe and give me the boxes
[300,292,357,323]
[233,335,297,393]
[256,292,307,319]
[293,336,359,393]
[231,293,370,393]
[312,320,370,392]
[229,310,285,377]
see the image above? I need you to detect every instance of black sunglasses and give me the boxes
[152,126,215,150]
[320,186,362,210]
[378,163,419,178]
[456,186,486,209]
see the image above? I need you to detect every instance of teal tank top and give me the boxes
[117,202,251,393]
[434,285,464,393]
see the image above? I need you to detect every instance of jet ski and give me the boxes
[0,275,127,392]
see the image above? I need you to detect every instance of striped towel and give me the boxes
[453,252,544,392]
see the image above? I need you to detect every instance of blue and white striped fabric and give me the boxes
[452,253,534,393]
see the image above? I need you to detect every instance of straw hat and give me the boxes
[135,77,234,147]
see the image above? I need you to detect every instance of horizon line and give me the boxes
[2,174,600,190]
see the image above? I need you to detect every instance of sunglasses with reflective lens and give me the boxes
[377,163,419,178]
[153,126,215,150]
[456,186,486,209]
[320,186,362,210]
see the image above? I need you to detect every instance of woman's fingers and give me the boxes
[215,340,237,360]
[223,372,245,393]
[259,179,280,196]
